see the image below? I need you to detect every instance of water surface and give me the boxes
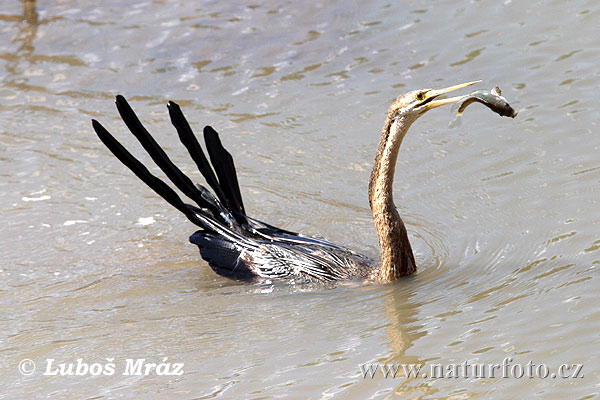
[1,0,598,398]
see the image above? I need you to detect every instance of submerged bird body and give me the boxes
[93,81,481,283]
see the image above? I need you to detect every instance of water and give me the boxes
[1,0,598,398]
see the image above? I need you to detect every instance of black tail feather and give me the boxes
[94,96,253,234]
[114,95,223,219]
[166,101,226,204]
[203,126,246,217]
[92,119,207,228]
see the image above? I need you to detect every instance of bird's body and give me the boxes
[93,81,480,283]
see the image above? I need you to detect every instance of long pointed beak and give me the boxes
[420,80,481,111]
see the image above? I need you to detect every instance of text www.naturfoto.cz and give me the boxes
[361,357,584,380]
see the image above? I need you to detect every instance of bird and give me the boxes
[92,81,480,284]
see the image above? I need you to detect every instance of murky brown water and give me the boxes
[1,0,598,398]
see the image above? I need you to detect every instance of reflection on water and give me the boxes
[1,0,598,398]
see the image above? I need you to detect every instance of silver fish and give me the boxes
[453,86,518,118]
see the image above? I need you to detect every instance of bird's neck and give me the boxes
[368,114,417,282]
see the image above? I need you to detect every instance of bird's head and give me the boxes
[389,80,481,123]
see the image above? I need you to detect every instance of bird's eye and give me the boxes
[416,92,424,101]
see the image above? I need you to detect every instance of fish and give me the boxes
[449,86,517,128]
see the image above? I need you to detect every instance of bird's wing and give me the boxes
[242,237,374,282]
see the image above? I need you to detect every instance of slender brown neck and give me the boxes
[368,113,417,281]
